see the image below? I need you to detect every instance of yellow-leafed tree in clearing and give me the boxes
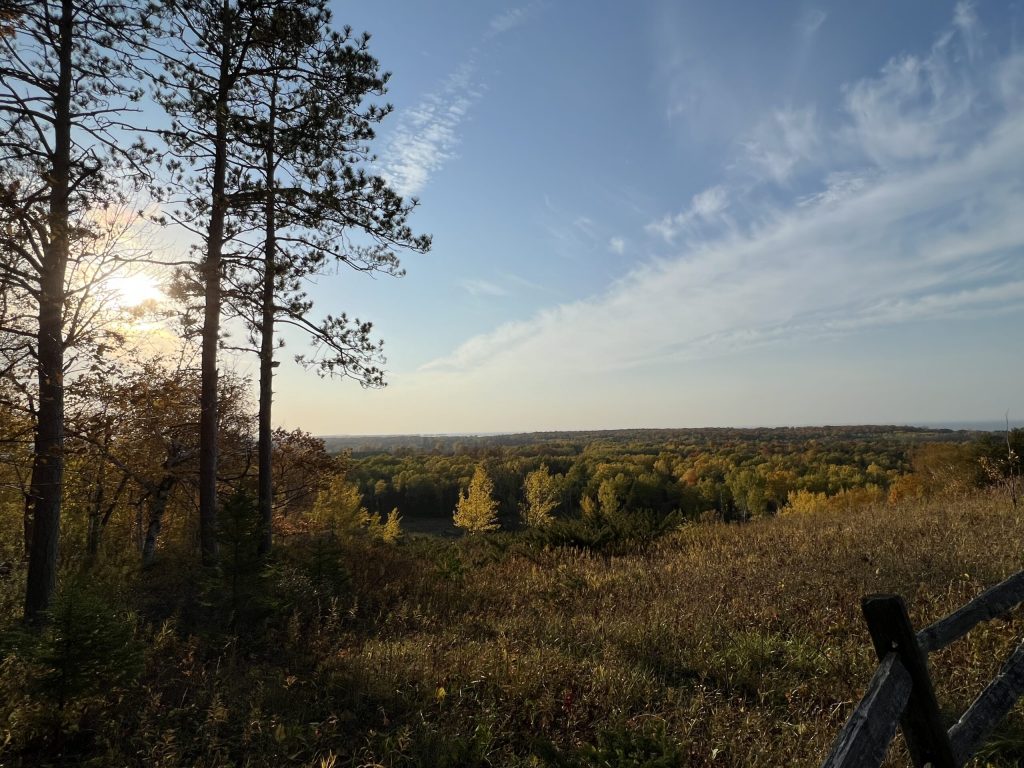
[520,464,560,528]
[312,475,403,542]
[312,474,372,534]
[453,465,500,534]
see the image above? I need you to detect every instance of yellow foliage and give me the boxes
[520,465,559,528]
[379,508,403,543]
[311,474,372,535]
[783,485,886,515]
[782,489,828,515]
[313,476,403,544]
[580,494,599,520]
[887,473,925,504]
[453,466,499,534]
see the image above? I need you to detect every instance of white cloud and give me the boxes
[422,111,1024,381]
[841,7,985,168]
[797,8,827,37]
[382,5,540,198]
[461,278,508,297]
[382,64,481,198]
[691,186,728,218]
[609,237,626,255]
[573,216,596,236]
[404,2,1024,428]
[646,185,730,243]
[953,1,980,61]
[741,106,819,184]
[796,171,876,208]
[489,7,528,36]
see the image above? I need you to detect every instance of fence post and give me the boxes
[862,595,957,768]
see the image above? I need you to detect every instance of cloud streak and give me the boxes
[382,6,537,198]
[741,105,819,184]
[382,63,481,198]
[461,278,509,297]
[646,185,730,243]
[419,8,1024,387]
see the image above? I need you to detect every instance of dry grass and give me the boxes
[2,489,1023,766]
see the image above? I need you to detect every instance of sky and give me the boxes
[260,0,1024,434]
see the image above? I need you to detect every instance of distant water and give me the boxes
[911,420,1024,432]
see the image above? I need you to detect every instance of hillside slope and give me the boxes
[1,489,1022,766]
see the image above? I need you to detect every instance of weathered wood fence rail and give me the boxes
[822,570,1024,768]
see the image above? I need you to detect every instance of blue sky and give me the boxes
[268,0,1024,434]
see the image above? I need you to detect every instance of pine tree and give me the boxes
[0,0,149,619]
[153,0,270,566]
[223,2,430,556]
[453,466,499,535]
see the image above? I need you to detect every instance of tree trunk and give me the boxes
[24,0,73,623]
[142,475,177,566]
[22,490,32,560]
[86,476,105,559]
[257,81,277,557]
[197,0,234,567]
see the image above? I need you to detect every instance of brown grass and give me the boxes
[2,489,1023,766]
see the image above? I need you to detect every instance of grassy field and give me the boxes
[1,488,1023,766]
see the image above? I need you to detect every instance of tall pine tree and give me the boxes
[0,0,148,619]
[153,0,269,565]
[225,1,430,555]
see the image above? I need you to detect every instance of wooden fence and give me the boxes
[822,570,1024,768]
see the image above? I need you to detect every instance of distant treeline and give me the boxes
[336,426,1020,528]
[324,425,972,456]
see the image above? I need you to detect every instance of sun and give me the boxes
[107,273,166,310]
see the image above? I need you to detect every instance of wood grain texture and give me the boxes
[862,594,957,768]
[948,638,1024,766]
[918,571,1024,654]
[821,653,911,768]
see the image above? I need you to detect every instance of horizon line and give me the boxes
[317,420,1023,439]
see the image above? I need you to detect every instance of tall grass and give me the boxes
[1,488,1021,766]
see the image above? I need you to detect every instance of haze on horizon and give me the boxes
[262,0,1024,435]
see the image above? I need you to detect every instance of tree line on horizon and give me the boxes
[349,425,1023,538]
[0,0,430,622]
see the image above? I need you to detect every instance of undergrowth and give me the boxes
[0,489,1021,766]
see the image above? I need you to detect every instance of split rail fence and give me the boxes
[822,569,1024,768]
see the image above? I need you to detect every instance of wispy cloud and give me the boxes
[953,0,980,61]
[461,278,509,297]
[741,105,819,184]
[841,10,982,167]
[797,8,827,37]
[425,121,1024,376]
[796,170,875,208]
[383,6,538,198]
[382,63,480,198]
[609,237,626,255]
[646,185,730,243]
[488,7,530,36]
[420,6,1024,384]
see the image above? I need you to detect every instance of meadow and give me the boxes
[1,484,1021,767]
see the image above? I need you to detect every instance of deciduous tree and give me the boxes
[520,464,560,528]
[453,465,499,535]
